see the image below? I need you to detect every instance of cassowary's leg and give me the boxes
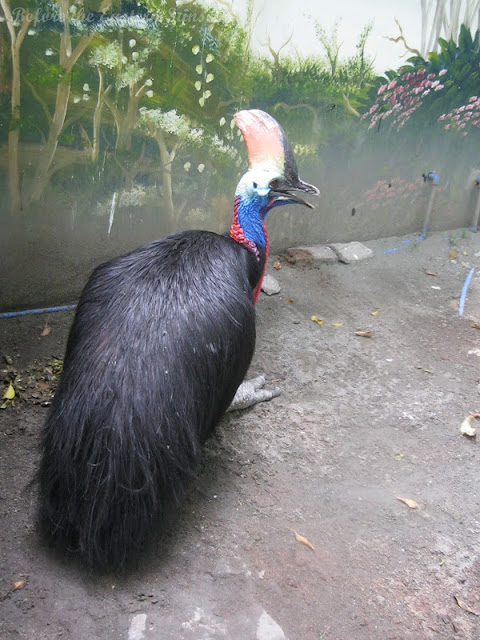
[227,375,281,412]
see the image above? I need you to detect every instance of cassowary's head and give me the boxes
[234,109,320,215]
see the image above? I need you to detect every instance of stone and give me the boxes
[329,241,373,263]
[287,245,337,264]
[256,610,287,640]
[261,274,281,296]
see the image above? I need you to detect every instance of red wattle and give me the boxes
[229,196,268,307]
[252,223,269,306]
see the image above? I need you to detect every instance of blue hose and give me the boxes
[459,268,475,317]
[0,304,76,320]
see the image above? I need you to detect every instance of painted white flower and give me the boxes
[83,83,90,92]
[145,78,153,86]
[203,90,211,99]
[184,162,191,171]
[45,49,54,56]
[121,56,128,64]
[73,96,81,104]
[198,164,205,173]
[195,81,202,91]
[206,73,214,83]
[192,45,200,55]
[146,90,153,98]
[230,118,236,129]
[195,64,203,75]
[83,94,90,101]
[219,117,226,126]
[28,29,36,36]
[132,51,139,60]
[199,97,205,107]
[189,128,203,140]
[129,39,136,48]
[206,53,214,63]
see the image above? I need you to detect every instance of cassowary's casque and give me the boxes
[38,109,319,570]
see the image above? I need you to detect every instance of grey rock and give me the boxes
[329,241,373,263]
[287,245,338,264]
[261,274,281,296]
[256,610,288,640]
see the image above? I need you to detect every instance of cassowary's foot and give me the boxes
[227,375,281,412]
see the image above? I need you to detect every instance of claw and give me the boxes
[227,375,281,412]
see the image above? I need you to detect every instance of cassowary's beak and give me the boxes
[268,177,320,209]
[234,109,320,209]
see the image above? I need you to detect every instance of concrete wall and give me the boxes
[1,125,479,312]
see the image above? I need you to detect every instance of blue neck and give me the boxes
[235,194,268,250]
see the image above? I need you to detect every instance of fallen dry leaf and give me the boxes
[355,330,373,338]
[371,310,379,316]
[294,531,315,551]
[3,382,15,400]
[273,260,281,270]
[416,366,433,374]
[450,250,457,260]
[454,596,480,616]
[425,269,438,276]
[40,323,51,337]
[13,580,25,591]
[460,415,477,439]
[1,381,15,409]
[311,315,324,326]
[472,324,480,330]
[397,497,418,509]
[332,322,344,327]
[284,298,293,304]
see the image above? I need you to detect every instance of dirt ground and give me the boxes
[1,228,480,640]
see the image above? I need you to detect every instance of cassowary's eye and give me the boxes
[270,179,279,188]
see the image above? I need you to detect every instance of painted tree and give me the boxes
[25,0,113,205]
[389,0,480,59]
[0,0,31,213]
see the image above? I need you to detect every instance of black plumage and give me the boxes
[37,109,319,570]
[39,232,263,569]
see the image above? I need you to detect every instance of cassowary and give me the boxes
[38,109,319,570]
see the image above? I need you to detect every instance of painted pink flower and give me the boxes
[444,124,450,129]
[377,84,387,95]
[387,79,397,90]
[439,69,448,76]
[469,96,478,102]
[434,84,444,91]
